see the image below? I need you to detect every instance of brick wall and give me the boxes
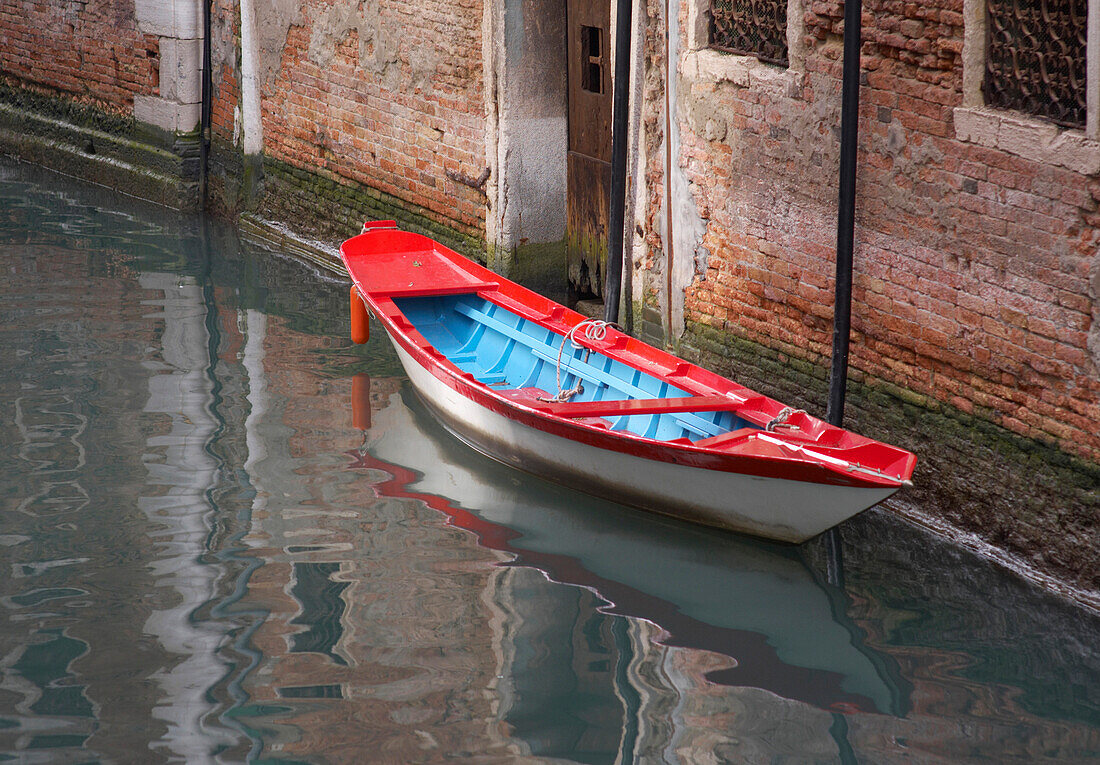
[648,0,1100,463]
[209,0,488,239]
[0,0,157,114]
[209,0,238,146]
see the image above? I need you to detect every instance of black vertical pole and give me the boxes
[826,0,863,427]
[200,0,212,206]
[604,0,632,325]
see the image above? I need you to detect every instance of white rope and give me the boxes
[765,406,804,431]
[538,319,617,403]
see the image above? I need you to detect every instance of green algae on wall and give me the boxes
[249,155,484,260]
[487,239,569,303]
[0,83,139,141]
[234,153,571,301]
[566,229,608,301]
[0,85,201,209]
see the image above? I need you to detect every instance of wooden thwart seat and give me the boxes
[529,395,743,419]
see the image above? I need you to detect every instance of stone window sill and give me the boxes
[953,106,1100,176]
[682,48,803,99]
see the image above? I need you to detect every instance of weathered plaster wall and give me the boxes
[662,0,708,339]
[208,0,239,148]
[487,0,568,254]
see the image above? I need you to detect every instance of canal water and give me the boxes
[0,158,1097,764]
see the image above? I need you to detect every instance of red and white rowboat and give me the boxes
[340,221,916,543]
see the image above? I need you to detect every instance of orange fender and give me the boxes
[350,285,369,344]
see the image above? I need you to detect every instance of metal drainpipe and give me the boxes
[604,0,633,326]
[826,0,863,428]
[200,0,212,206]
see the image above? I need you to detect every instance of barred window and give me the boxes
[983,0,1088,129]
[709,0,789,66]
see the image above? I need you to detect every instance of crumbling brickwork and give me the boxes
[0,0,158,114]
[649,0,1100,463]
[209,0,238,145]
[207,0,488,238]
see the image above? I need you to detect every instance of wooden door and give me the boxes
[566,0,612,301]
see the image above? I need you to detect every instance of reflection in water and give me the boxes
[289,562,350,665]
[494,569,625,762]
[12,628,94,752]
[355,387,906,707]
[354,387,907,761]
[0,159,1097,763]
[137,270,234,761]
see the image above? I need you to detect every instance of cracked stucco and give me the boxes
[306,0,438,91]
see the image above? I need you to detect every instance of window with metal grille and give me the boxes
[709,0,789,66]
[983,0,1088,129]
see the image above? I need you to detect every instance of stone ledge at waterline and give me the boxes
[678,319,1100,605]
[0,89,200,210]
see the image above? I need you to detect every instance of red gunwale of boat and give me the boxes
[340,221,917,489]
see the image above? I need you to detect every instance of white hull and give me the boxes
[393,344,895,543]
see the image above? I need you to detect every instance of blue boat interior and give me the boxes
[394,294,758,442]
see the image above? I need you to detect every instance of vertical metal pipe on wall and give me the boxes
[604,0,633,325]
[826,0,863,428]
[1089,0,1099,139]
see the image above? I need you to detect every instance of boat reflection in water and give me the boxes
[350,379,909,736]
